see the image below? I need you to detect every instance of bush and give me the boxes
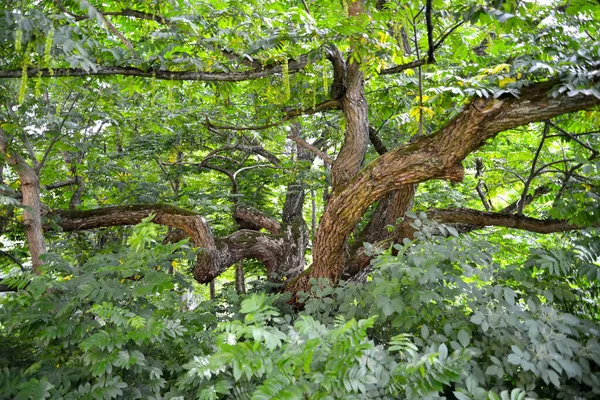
[1,219,599,399]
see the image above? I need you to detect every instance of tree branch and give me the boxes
[287,135,334,165]
[517,122,549,214]
[425,0,435,63]
[44,179,78,190]
[429,208,590,234]
[304,78,600,288]
[233,205,281,234]
[0,54,311,82]
[368,126,389,155]
[45,204,285,283]
[0,250,25,272]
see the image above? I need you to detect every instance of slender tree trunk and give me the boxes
[209,279,216,300]
[18,170,46,273]
[1,130,46,274]
[311,189,316,240]
[235,261,246,294]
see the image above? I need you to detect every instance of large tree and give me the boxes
[1,0,599,293]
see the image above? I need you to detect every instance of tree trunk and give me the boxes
[297,81,600,292]
[1,129,46,274]
[330,62,369,190]
[20,169,46,273]
[209,279,216,300]
[235,261,246,294]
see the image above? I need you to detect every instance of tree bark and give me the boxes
[235,261,246,294]
[330,61,369,190]
[0,129,46,273]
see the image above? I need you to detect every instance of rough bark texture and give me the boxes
[234,205,281,234]
[20,170,46,273]
[344,184,416,279]
[331,60,369,190]
[428,208,588,233]
[1,130,46,273]
[47,204,285,283]
[235,261,246,294]
[300,82,600,292]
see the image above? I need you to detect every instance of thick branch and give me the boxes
[234,205,281,234]
[325,45,347,100]
[429,208,588,233]
[46,204,287,283]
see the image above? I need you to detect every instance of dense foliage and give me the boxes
[1,0,600,398]
[2,217,599,399]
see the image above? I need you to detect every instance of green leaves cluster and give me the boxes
[0,223,215,399]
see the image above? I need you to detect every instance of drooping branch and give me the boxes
[0,53,311,82]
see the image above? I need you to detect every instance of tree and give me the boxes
[0,0,599,293]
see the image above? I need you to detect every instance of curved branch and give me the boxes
[234,205,281,234]
[45,204,291,283]
[299,80,600,290]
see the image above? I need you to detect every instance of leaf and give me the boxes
[458,330,470,347]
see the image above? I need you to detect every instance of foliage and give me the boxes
[299,217,600,399]
[0,222,216,399]
[2,219,599,399]
[1,0,599,398]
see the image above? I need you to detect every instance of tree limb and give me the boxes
[287,135,333,165]
[428,208,590,234]
[0,54,311,82]
[302,79,600,289]
[425,0,435,63]
[233,205,281,234]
